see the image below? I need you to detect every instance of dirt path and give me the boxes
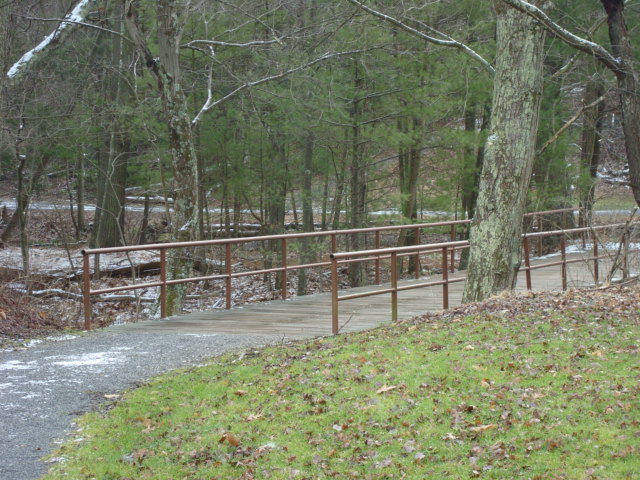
[0,329,280,480]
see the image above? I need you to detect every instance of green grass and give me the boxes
[44,287,640,480]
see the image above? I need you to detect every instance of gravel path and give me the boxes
[0,327,281,480]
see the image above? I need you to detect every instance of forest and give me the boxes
[0,0,639,329]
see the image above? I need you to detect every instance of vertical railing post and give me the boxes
[281,238,288,300]
[375,230,381,285]
[225,243,232,309]
[391,251,398,322]
[331,255,339,334]
[82,251,92,330]
[450,224,456,272]
[415,227,421,279]
[560,236,567,290]
[537,215,543,257]
[523,236,532,290]
[160,248,167,318]
[593,241,599,284]
[623,231,630,280]
[442,247,449,310]
[331,233,337,254]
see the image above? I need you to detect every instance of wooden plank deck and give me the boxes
[114,251,619,339]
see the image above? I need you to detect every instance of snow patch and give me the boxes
[50,351,126,367]
[7,0,95,78]
[0,360,37,371]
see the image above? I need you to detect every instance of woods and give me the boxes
[1,0,639,308]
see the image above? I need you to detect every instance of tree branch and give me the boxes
[7,0,100,79]
[499,0,622,72]
[537,93,607,156]
[182,38,283,50]
[192,49,367,126]
[22,16,131,42]
[343,0,494,75]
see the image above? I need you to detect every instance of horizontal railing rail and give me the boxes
[329,221,638,334]
[80,207,580,330]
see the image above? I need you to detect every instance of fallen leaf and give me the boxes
[219,432,241,447]
[376,385,397,394]
[470,424,497,433]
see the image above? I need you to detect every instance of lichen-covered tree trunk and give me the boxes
[600,0,640,207]
[462,1,547,303]
[124,0,199,315]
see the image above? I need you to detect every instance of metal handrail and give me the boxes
[80,207,579,330]
[329,220,638,334]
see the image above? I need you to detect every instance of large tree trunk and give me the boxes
[297,131,315,296]
[600,0,640,207]
[462,1,547,303]
[397,119,421,274]
[348,59,366,286]
[578,75,605,228]
[124,0,200,315]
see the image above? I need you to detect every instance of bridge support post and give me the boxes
[160,248,167,318]
[442,247,449,310]
[82,252,92,330]
[391,252,398,322]
[593,242,599,284]
[523,237,532,290]
[331,256,339,334]
[561,237,567,290]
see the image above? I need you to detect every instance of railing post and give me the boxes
[623,231,630,280]
[331,233,337,254]
[560,236,567,290]
[537,215,543,257]
[281,238,288,300]
[415,227,421,279]
[450,224,456,272]
[593,241,599,284]
[442,247,449,310]
[331,256,339,334]
[391,252,398,322]
[160,248,167,318]
[225,243,232,309]
[82,252,91,330]
[375,230,381,285]
[523,237,532,290]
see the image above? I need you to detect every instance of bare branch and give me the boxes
[537,93,607,156]
[343,0,494,75]
[182,38,282,50]
[192,49,367,126]
[23,16,131,42]
[499,0,622,72]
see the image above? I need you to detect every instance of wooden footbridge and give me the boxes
[82,209,638,339]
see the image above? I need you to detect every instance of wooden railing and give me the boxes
[80,207,576,330]
[329,221,638,335]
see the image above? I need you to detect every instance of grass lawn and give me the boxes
[44,286,640,480]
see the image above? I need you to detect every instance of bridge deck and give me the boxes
[114,252,613,339]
